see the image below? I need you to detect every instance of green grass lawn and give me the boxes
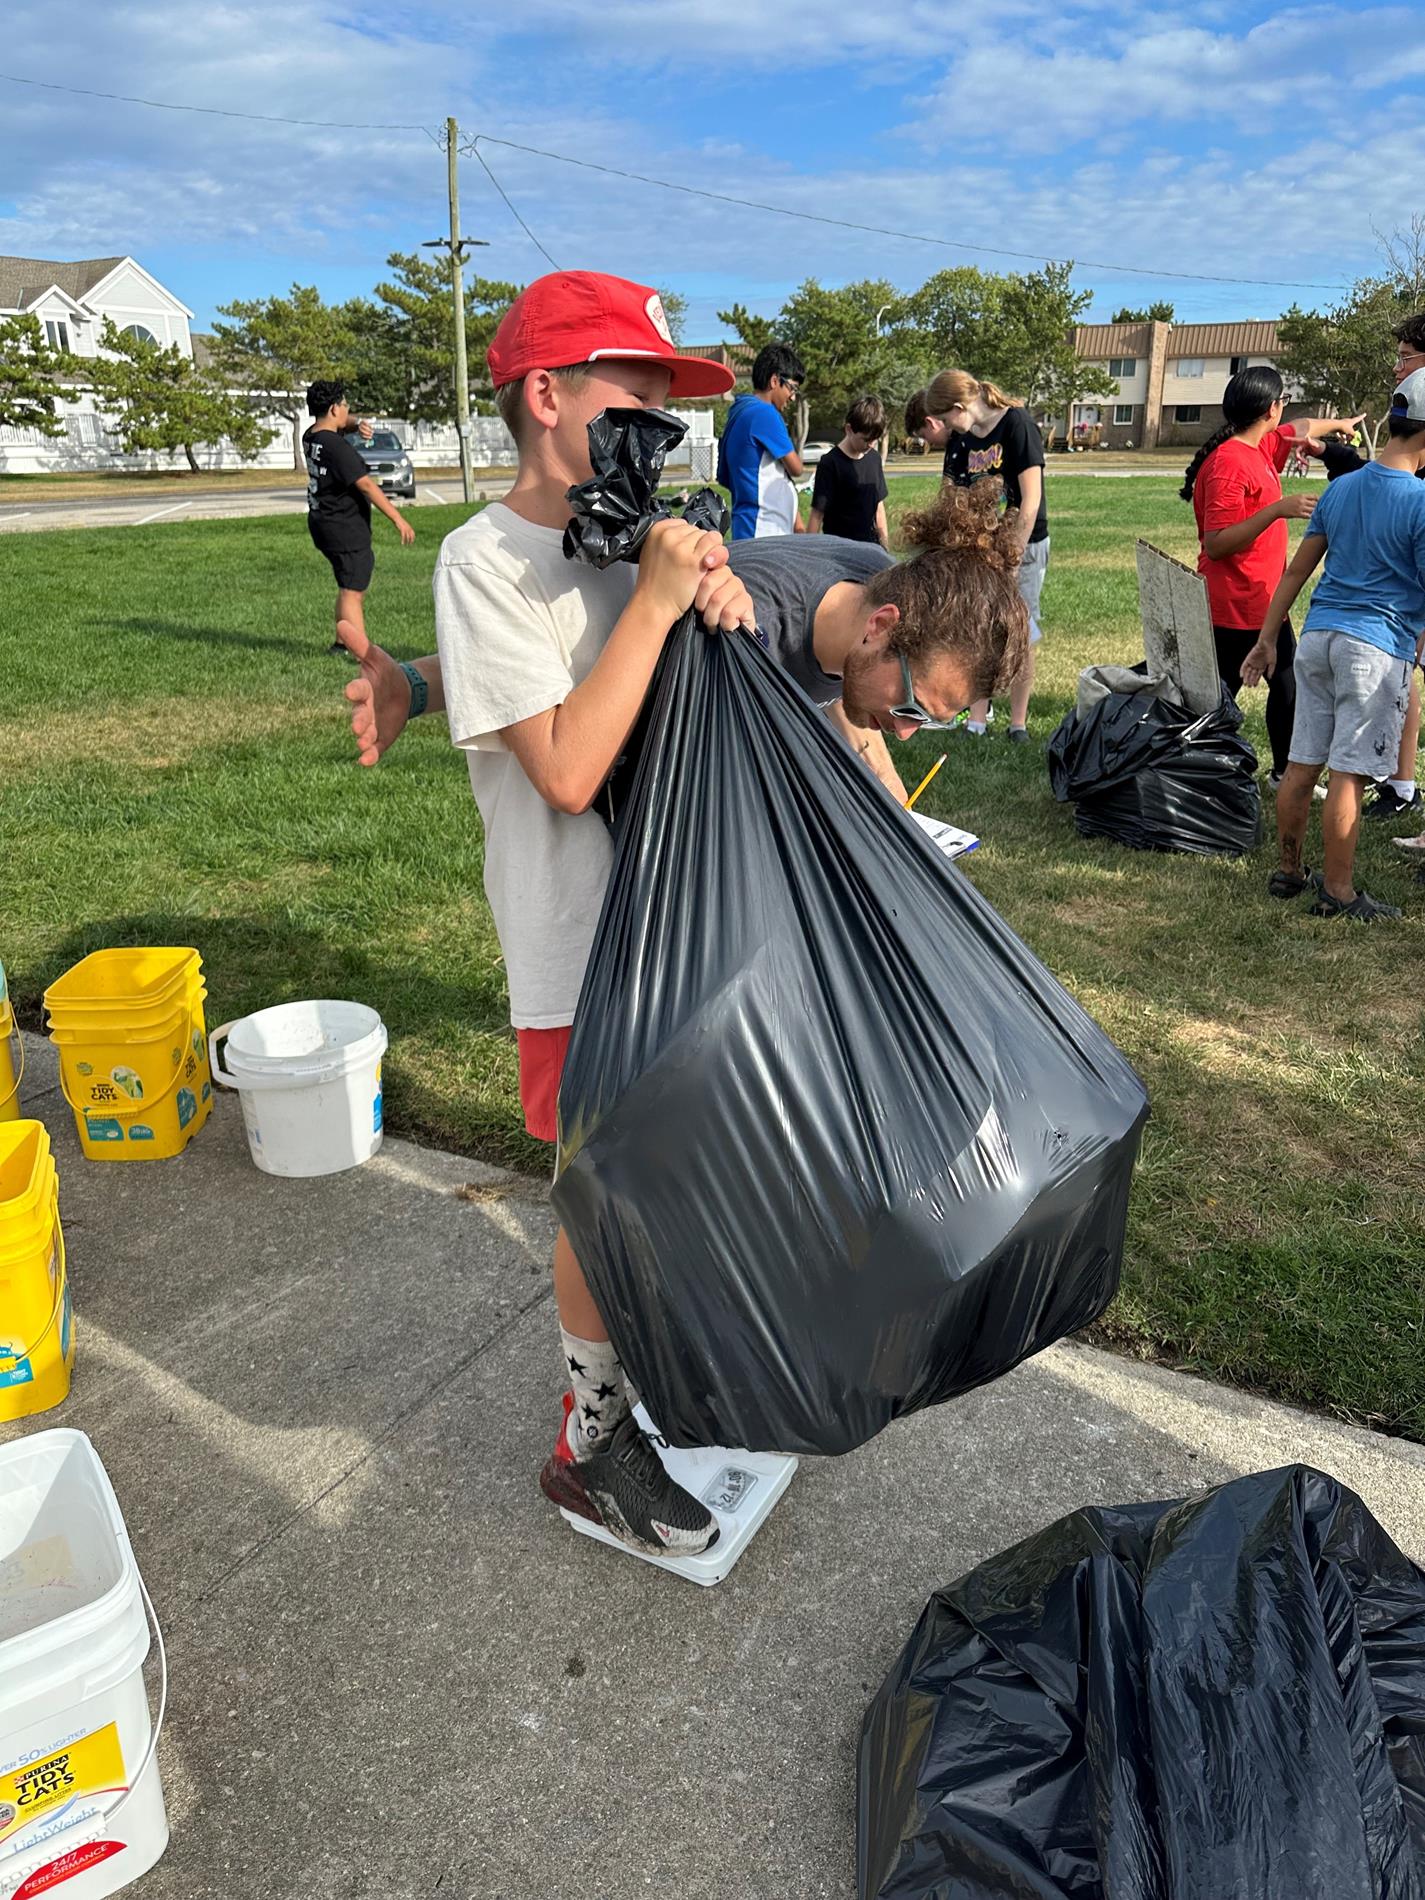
[3,480,1423,1436]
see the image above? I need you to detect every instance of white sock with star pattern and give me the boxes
[560,1330,631,1459]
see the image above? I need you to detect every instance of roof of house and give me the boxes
[1072,322,1153,357]
[1074,318,1283,360]
[1166,321,1281,357]
[0,255,128,312]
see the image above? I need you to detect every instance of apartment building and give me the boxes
[1066,320,1309,449]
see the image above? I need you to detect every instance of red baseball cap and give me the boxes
[487,272,734,399]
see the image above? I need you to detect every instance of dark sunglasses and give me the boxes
[892,653,937,728]
[777,375,802,393]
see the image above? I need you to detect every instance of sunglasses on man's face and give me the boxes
[777,376,802,394]
[892,652,938,728]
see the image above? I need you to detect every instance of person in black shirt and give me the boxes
[906,369,1048,743]
[303,379,415,653]
[808,395,890,546]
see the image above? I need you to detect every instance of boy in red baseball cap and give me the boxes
[399,273,749,1557]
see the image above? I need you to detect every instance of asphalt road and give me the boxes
[0,459,1281,535]
[0,474,495,534]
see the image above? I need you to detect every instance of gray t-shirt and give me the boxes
[726,535,894,706]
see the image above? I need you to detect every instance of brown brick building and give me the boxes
[1066,319,1312,450]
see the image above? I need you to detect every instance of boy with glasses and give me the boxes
[717,342,807,539]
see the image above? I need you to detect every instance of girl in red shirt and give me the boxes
[1181,367,1359,782]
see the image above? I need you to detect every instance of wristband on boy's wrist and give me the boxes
[399,661,428,718]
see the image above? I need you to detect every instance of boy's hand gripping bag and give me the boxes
[554,409,1151,1456]
[858,1465,1425,1900]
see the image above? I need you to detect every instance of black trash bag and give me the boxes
[563,405,727,568]
[1047,681,1261,857]
[555,410,1150,1455]
[565,406,728,833]
[858,1465,1425,1900]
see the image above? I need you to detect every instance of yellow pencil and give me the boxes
[904,752,947,811]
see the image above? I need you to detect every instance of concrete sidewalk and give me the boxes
[5,1030,1424,1900]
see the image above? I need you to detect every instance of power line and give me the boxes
[469,141,560,270]
[0,70,427,130]
[462,132,1351,293]
[0,68,1352,292]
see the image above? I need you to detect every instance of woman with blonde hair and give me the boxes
[905,370,1047,741]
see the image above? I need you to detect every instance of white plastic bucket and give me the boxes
[0,1430,168,1900]
[209,999,387,1178]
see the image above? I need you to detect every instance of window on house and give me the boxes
[1175,404,1202,424]
[43,319,70,351]
[1113,404,1134,425]
[1108,357,1136,378]
[121,324,159,345]
[1176,358,1205,378]
[1230,356,1245,374]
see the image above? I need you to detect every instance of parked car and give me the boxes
[800,441,834,467]
[354,429,415,500]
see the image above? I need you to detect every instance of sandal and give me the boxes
[1267,867,1324,899]
[1307,889,1401,922]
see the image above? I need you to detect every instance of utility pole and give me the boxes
[423,118,489,505]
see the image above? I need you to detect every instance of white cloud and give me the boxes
[911,6,1425,150]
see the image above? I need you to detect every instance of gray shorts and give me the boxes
[1018,537,1049,646]
[1289,628,1412,776]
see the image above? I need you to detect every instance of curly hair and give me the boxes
[862,480,1030,701]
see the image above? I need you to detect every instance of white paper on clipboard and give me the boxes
[909,810,980,860]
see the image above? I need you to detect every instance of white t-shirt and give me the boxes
[434,503,634,1028]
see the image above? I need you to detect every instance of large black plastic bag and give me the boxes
[858,1465,1425,1900]
[553,409,1149,1456]
[1048,681,1261,857]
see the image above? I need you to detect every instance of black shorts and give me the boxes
[308,519,374,593]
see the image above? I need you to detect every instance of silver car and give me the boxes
[354,429,415,500]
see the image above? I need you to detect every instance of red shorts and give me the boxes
[516,1025,572,1143]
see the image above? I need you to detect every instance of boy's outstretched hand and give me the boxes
[337,619,413,766]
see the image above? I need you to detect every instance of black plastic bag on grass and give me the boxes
[553,408,1150,1456]
[1048,680,1261,857]
[858,1464,1425,1900]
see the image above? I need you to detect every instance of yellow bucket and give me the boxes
[0,993,20,1124]
[44,948,212,1162]
[0,1120,75,1421]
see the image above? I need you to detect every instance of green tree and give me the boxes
[369,254,520,423]
[658,289,689,345]
[0,315,70,436]
[1276,217,1425,451]
[719,282,931,440]
[1111,301,1175,323]
[998,263,1117,422]
[212,285,357,470]
[81,321,276,473]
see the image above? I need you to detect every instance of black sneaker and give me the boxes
[1366,784,1422,819]
[1307,888,1401,922]
[1267,866,1324,899]
[540,1398,718,1559]
[1007,726,1032,745]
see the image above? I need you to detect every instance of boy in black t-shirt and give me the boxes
[303,379,415,653]
[808,395,890,546]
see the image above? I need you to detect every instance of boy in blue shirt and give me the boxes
[717,343,806,539]
[1244,369,1425,921]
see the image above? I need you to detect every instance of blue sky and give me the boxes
[3,1,1423,340]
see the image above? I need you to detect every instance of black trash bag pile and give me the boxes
[858,1465,1425,1900]
[555,408,1150,1457]
[1048,679,1261,857]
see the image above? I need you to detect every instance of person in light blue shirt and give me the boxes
[717,342,806,539]
[1243,369,1425,921]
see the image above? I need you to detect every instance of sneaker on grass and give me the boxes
[1366,782,1422,819]
[540,1394,718,1559]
